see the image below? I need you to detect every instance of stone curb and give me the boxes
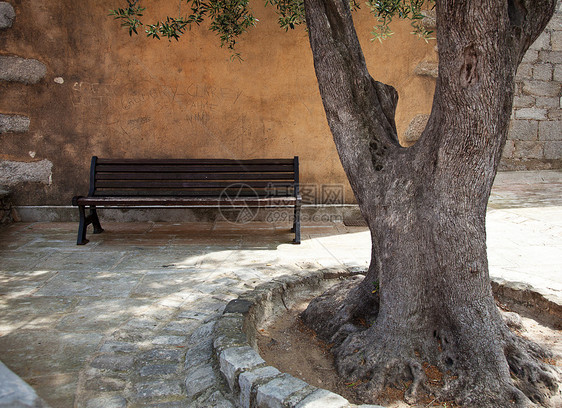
[211,269,384,408]
[210,270,562,408]
[0,360,50,408]
[491,277,562,327]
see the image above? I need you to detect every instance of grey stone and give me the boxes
[539,121,562,141]
[0,3,15,29]
[189,321,216,344]
[224,298,253,314]
[535,96,560,108]
[0,56,46,84]
[198,391,235,408]
[152,335,187,346]
[99,341,138,354]
[90,355,134,371]
[403,114,429,143]
[84,376,126,391]
[544,141,562,160]
[162,320,196,335]
[522,49,538,63]
[515,63,533,80]
[138,348,183,363]
[553,64,562,82]
[353,405,385,408]
[413,61,438,78]
[512,94,535,108]
[255,374,309,408]
[513,141,544,159]
[0,159,52,186]
[135,380,182,399]
[509,120,538,141]
[284,385,318,408]
[122,318,160,330]
[294,389,349,408]
[36,272,139,298]
[238,366,281,408]
[213,316,248,354]
[185,364,216,398]
[532,64,553,81]
[548,109,562,120]
[522,81,561,97]
[502,140,515,159]
[85,395,127,408]
[530,31,551,51]
[185,338,213,370]
[143,402,188,408]
[139,364,177,377]
[219,346,266,391]
[0,360,50,408]
[552,30,562,51]
[514,107,548,120]
[0,114,29,133]
[539,50,562,64]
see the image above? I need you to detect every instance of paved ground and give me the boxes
[0,170,560,407]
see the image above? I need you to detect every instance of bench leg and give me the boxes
[77,205,89,245]
[293,204,301,244]
[90,206,104,234]
[76,206,104,245]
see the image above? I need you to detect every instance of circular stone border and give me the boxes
[211,270,561,408]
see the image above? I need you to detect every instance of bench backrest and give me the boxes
[88,157,299,198]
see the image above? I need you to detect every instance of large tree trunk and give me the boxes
[301,0,560,406]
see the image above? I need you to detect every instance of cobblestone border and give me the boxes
[211,269,384,408]
[210,271,562,408]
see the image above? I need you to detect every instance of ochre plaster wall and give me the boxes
[0,0,437,205]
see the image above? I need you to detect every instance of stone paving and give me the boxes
[0,170,561,407]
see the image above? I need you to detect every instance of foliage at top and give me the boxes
[110,0,435,54]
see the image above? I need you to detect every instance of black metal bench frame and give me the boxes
[72,156,301,245]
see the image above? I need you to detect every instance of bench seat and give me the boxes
[72,157,301,245]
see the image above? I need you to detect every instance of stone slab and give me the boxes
[239,366,281,408]
[255,374,309,408]
[0,56,46,84]
[0,114,30,133]
[184,364,216,399]
[219,346,266,391]
[0,2,15,29]
[0,160,52,186]
[294,389,349,408]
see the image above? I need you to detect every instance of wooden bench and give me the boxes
[72,156,301,245]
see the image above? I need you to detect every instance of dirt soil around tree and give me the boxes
[257,297,562,408]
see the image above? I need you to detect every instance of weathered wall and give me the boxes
[0,0,436,206]
[0,1,559,209]
[501,0,562,170]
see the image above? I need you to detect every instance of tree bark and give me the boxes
[302,0,559,406]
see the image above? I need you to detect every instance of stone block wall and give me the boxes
[502,1,562,169]
[408,2,562,169]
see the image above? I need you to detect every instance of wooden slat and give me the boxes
[94,180,294,189]
[96,158,294,165]
[93,188,293,197]
[76,196,298,207]
[95,172,295,181]
[95,164,295,173]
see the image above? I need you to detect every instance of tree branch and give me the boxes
[304,0,401,205]
[509,0,557,60]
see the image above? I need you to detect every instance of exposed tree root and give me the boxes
[301,277,561,407]
[302,275,378,345]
